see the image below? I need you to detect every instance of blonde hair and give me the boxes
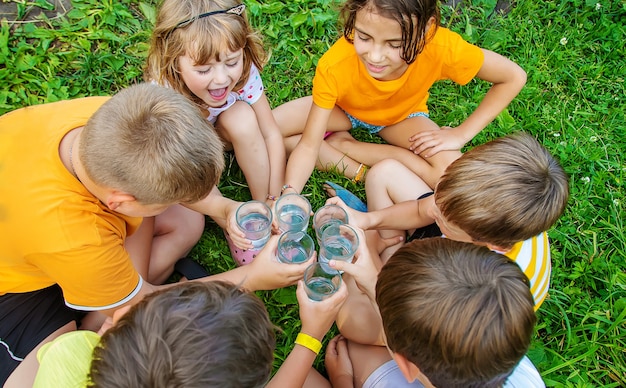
[144,0,267,107]
[81,83,224,204]
[435,132,569,248]
[377,238,536,388]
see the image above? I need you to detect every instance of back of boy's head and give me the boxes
[377,238,536,388]
[435,132,569,249]
[88,281,275,388]
[341,0,440,64]
[80,83,224,204]
[145,0,266,106]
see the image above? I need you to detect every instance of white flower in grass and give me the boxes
[553,132,561,137]
[590,136,598,142]
[595,3,601,10]
[581,177,590,184]
[560,37,568,45]
[614,199,620,206]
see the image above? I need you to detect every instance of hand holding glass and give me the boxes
[235,201,272,250]
[303,263,342,301]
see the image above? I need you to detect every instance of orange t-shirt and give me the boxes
[0,97,142,310]
[313,27,484,126]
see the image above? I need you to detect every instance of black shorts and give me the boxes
[407,192,442,242]
[0,284,79,384]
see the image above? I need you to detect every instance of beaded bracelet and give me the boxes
[267,194,277,201]
[295,332,322,355]
[281,184,294,194]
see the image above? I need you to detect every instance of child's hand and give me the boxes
[325,335,355,387]
[225,212,253,250]
[325,197,370,230]
[329,226,380,301]
[247,235,315,290]
[408,126,467,157]
[296,279,348,340]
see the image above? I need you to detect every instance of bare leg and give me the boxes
[276,96,364,180]
[302,368,332,388]
[217,101,272,201]
[378,116,461,186]
[285,134,364,179]
[347,340,393,388]
[365,159,431,262]
[324,335,393,388]
[126,205,204,284]
[4,321,77,388]
[273,96,352,137]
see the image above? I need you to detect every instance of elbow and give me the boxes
[514,65,527,90]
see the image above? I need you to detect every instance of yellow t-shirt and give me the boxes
[34,331,100,388]
[312,27,484,126]
[0,98,142,310]
[504,232,552,310]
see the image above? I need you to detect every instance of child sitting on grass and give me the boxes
[275,0,527,195]
[0,83,310,387]
[327,133,568,344]
[145,0,285,204]
[320,238,543,388]
[34,280,348,387]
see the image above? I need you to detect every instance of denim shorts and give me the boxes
[345,111,429,134]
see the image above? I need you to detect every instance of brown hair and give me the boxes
[89,281,275,388]
[377,238,536,388]
[144,0,267,107]
[341,0,439,64]
[80,83,224,204]
[435,132,569,249]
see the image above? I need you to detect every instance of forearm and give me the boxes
[456,49,527,143]
[186,186,238,227]
[265,134,286,197]
[196,265,267,292]
[367,199,434,231]
[267,345,319,388]
[285,142,318,193]
[454,78,526,142]
[284,104,331,193]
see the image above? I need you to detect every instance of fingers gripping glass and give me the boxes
[167,4,246,36]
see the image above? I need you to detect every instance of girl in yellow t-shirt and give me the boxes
[274,0,527,195]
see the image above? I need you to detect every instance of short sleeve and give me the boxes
[34,331,101,388]
[312,52,340,110]
[236,64,264,105]
[439,29,484,85]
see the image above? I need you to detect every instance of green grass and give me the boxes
[2,0,625,386]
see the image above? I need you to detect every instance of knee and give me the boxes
[326,131,354,149]
[218,103,261,142]
[365,159,403,191]
[182,212,205,245]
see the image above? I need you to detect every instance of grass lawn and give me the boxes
[2,0,624,386]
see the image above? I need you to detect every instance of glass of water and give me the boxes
[235,201,273,250]
[276,231,315,264]
[275,193,311,233]
[303,262,342,301]
[313,204,349,245]
[319,224,359,265]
